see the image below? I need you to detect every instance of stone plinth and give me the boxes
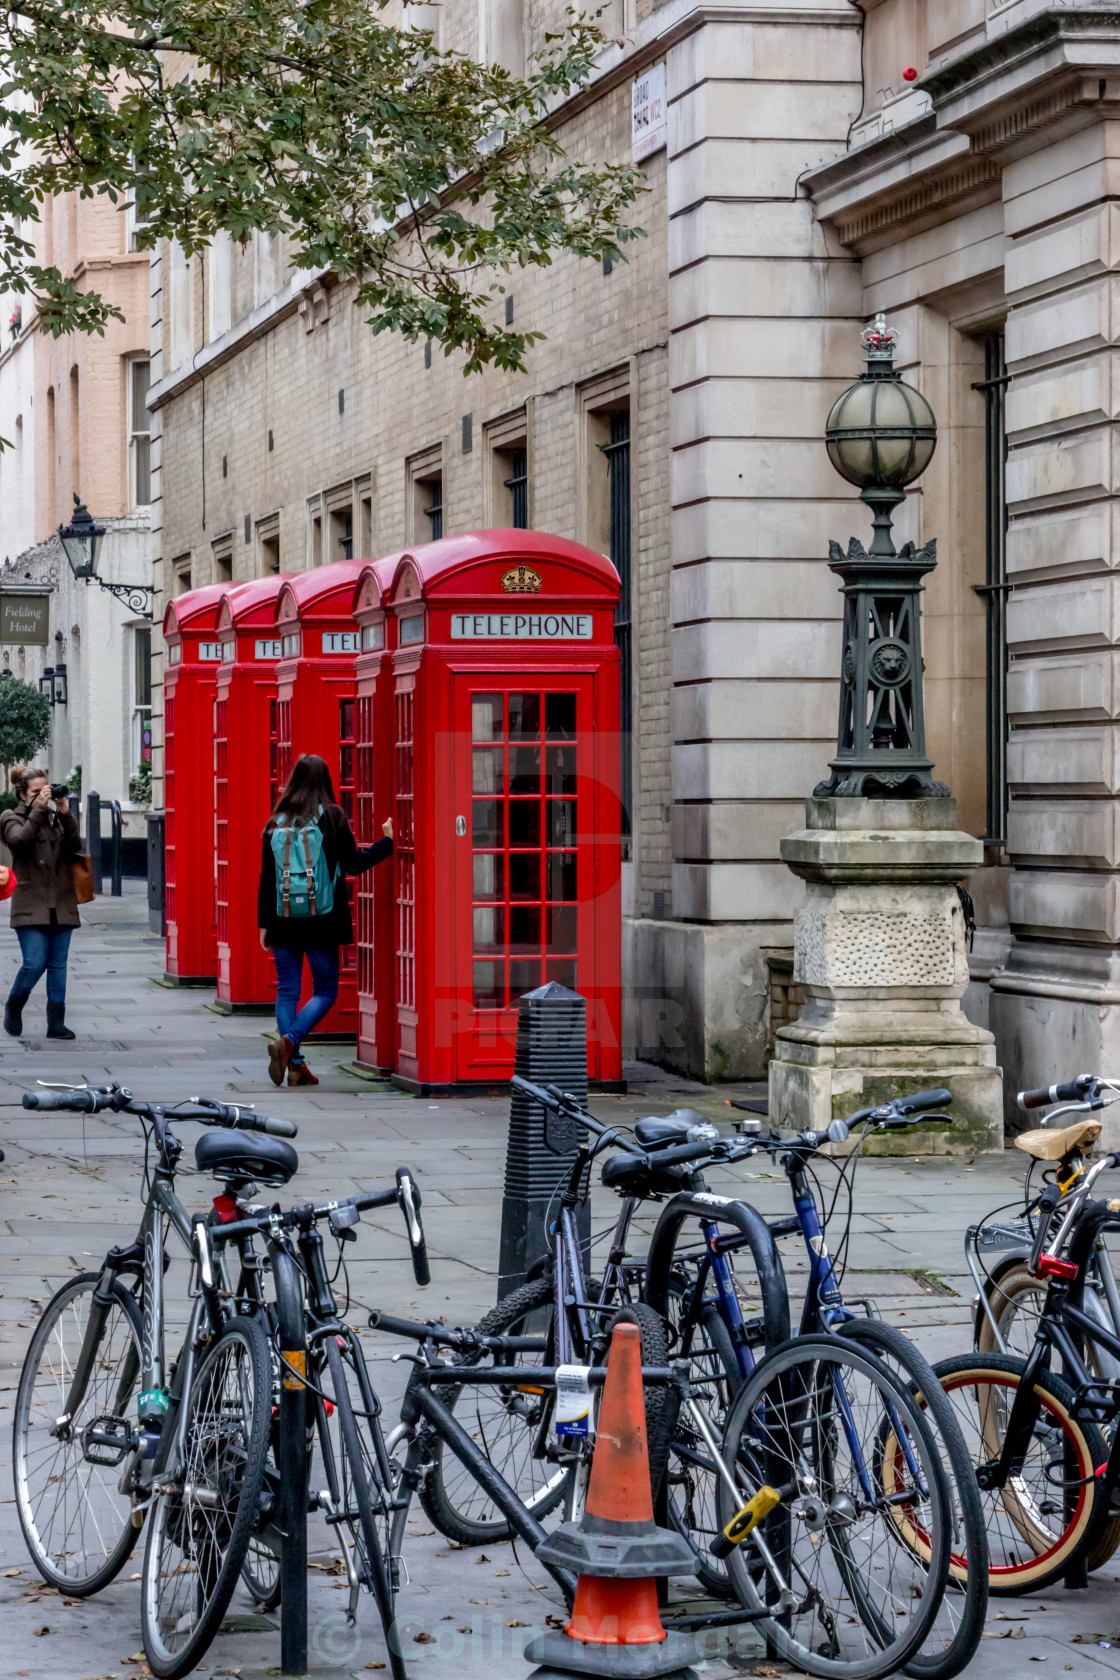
[769,797,1003,1153]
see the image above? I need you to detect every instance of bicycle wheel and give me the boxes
[418,1274,570,1545]
[718,1334,950,1680]
[14,1271,142,1594]
[931,1352,1106,1596]
[323,1333,404,1680]
[838,1319,987,1680]
[141,1313,272,1680]
[975,1259,1120,1570]
[663,1277,741,1597]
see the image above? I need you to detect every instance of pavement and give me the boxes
[0,882,1117,1679]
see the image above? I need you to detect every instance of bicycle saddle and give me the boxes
[1014,1120,1101,1161]
[195,1128,299,1187]
[634,1109,710,1147]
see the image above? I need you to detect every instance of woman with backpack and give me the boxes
[258,752,393,1086]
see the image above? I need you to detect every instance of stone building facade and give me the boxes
[0,186,153,847]
[152,0,1120,1103]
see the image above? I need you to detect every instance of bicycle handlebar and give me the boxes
[1018,1075,1096,1111]
[20,1087,298,1137]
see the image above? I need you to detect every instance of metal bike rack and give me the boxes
[271,1242,310,1674]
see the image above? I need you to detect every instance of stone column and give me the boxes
[769,796,1003,1152]
[659,0,863,1080]
[987,120,1120,1135]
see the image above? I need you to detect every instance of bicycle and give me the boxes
[417,1073,788,1561]
[204,1167,431,1680]
[703,1092,989,1680]
[933,1086,1120,1593]
[368,1306,955,1680]
[420,1078,965,1679]
[13,1081,298,1677]
[966,1074,1120,1572]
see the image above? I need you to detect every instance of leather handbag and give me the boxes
[70,854,95,904]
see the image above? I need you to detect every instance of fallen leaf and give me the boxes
[414,1632,435,1645]
[506,1619,528,1628]
[476,1553,491,1564]
[2,1568,21,1576]
[545,1616,565,1630]
[365,1666,386,1672]
[468,1598,487,1605]
[32,1627,50,1637]
[493,1568,510,1577]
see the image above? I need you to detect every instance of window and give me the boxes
[173,557,192,596]
[359,492,373,556]
[46,386,56,522]
[330,507,354,561]
[311,514,323,567]
[974,332,1008,849]
[132,628,153,773]
[423,476,443,541]
[208,230,233,340]
[407,444,444,543]
[256,513,281,577]
[212,533,233,583]
[482,0,524,74]
[168,241,193,370]
[69,365,80,501]
[125,162,153,253]
[128,358,151,507]
[253,231,280,307]
[486,411,529,528]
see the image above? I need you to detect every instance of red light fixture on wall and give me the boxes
[903,67,918,81]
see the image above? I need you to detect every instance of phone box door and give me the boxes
[452,675,609,1082]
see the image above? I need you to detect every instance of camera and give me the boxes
[50,783,69,800]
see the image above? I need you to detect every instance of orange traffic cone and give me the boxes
[525,1317,697,1680]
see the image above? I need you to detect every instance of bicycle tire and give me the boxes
[837,1318,987,1680]
[930,1351,1107,1597]
[418,1274,570,1545]
[718,1333,951,1680]
[598,1302,676,1498]
[141,1312,273,1679]
[14,1271,143,1595]
[324,1333,404,1680]
[974,1257,1120,1571]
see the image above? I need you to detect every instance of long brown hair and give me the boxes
[271,754,337,828]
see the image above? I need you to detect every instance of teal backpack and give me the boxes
[271,812,338,919]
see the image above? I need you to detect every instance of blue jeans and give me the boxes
[14,925,73,1005]
[272,943,340,1058]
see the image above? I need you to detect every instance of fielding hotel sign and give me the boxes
[0,590,50,645]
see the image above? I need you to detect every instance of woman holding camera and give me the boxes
[0,766,82,1039]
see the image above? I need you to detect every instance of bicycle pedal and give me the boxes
[82,1414,137,1467]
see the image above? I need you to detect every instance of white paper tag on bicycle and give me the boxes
[555,1364,593,1439]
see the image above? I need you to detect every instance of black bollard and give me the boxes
[86,792,102,893]
[497,982,591,1301]
[108,799,123,896]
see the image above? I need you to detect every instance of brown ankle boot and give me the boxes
[288,1060,318,1087]
[268,1034,295,1087]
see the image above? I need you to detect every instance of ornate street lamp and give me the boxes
[38,666,54,703]
[815,315,947,799]
[58,493,153,617]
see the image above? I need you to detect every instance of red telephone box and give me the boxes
[352,556,404,1072]
[381,531,622,1092]
[213,576,288,1011]
[273,558,366,1037]
[163,584,230,983]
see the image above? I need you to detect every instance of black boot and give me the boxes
[4,991,29,1037]
[46,1002,75,1040]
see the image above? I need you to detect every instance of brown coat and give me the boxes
[0,803,82,927]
